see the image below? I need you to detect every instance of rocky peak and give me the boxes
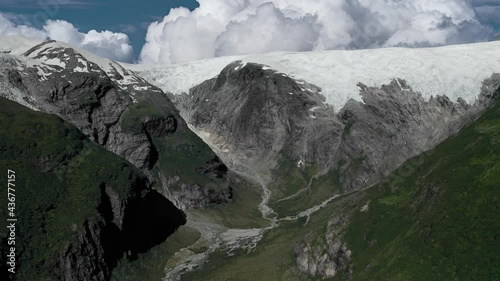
[180,61,338,176]
[1,39,236,210]
[21,40,164,97]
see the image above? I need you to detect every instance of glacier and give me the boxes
[129,42,500,111]
[2,35,500,112]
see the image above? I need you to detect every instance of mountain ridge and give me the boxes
[0,97,186,280]
[0,39,236,211]
[0,36,499,281]
[131,40,500,111]
[172,61,499,194]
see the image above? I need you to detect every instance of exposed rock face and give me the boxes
[47,166,187,281]
[0,41,234,209]
[144,116,177,137]
[55,185,186,281]
[170,62,499,279]
[5,47,173,172]
[0,97,187,281]
[334,76,499,190]
[295,214,353,279]
[293,194,371,279]
[197,156,229,178]
[174,61,500,191]
[176,61,340,177]
[159,173,233,210]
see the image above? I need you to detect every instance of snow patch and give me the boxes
[42,57,66,68]
[133,85,149,91]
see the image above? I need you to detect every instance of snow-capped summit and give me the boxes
[22,40,158,93]
[0,36,163,99]
[0,35,45,55]
[131,41,500,111]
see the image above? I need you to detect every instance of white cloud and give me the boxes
[44,20,134,62]
[0,14,134,62]
[140,0,494,64]
[0,13,47,39]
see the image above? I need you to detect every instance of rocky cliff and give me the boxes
[169,61,499,279]
[174,61,500,192]
[0,97,186,281]
[0,40,234,209]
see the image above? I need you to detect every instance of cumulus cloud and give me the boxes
[140,0,494,64]
[0,14,134,62]
[0,13,47,39]
[44,20,134,62]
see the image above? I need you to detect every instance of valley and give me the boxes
[140,95,500,281]
[0,36,498,281]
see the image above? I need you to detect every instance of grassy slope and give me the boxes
[0,97,149,280]
[43,92,496,281]
[176,101,499,281]
[121,100,228,191]
[269,155,342,218]
[188,174,270,229]
[111,173,270,281]
[342,101,500,281]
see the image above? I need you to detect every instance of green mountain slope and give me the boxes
[0,97,185,280]
[173,101,499,281]
[342,101,500,280]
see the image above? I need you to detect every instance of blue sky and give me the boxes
[0,0,199,58]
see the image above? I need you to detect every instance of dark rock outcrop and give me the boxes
[52,173,186,281]
[52,180,186,281]
[197,156,229,178]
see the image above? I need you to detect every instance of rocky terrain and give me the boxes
[0,98,186,281]
[173,61,500,193]
[0,36,499,281]
[164,60,499,280]
[0,40,235,210]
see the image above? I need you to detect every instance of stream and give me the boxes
[162,169,341,281]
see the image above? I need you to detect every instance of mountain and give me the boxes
[1,36,499,281]
[158,98,500,281]
[130,41,500,111]
[0,38,236,210]
[295,99,500,281]
[169,61,498,195]
[131,41,500,280]
[0,97,185,280]
[133,40,500,194]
